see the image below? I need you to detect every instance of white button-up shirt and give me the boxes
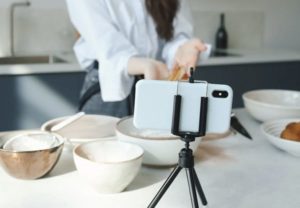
[66,0,194,101]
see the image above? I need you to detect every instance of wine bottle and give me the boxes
[215,13,228,49]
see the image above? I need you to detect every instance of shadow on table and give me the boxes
[194,130,237,162]
[195,143,231,162]
[124,165,173,192]
[45,148,76,178]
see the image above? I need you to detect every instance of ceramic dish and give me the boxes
[115,117,202,166]
[41,114,120,145]
[73,140,143,193]
[0,131,64,179]
[243,89,300,122]
[261,118,300,156]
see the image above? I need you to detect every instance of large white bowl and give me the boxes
[261,118,300,156]
[41,114,119,145]
[243,89,300,122]
[115,117,201,166]
[73,140,143,194]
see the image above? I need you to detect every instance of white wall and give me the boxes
[0,0,65,8]
[0,0,75,56]
[0,0,299,56]
[191,0,300,51]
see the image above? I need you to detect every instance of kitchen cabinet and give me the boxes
[0,72,85,131]
[195,61,300,107]
[0,59,299,131]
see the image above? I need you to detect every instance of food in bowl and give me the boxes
[115,117,201,166]
[73,140,143,194]
[3,133,60,151]
[242,89,300,122]
[0,131,64,179]
[280,122,300,141]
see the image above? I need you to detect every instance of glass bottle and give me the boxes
[215,13,228,49]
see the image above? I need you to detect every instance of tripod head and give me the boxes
[171,68,208,142]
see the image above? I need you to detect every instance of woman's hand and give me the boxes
[173,38,207,72]
[128,57,169,80]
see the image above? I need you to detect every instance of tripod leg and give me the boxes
[192,168,208,206]
[148,165,182,208]
[186,169,199,208]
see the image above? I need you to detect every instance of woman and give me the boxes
[66,0,206,117]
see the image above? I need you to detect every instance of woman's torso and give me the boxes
[74,0,163,69]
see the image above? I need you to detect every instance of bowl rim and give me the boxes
[0,131,64,153]
[73,140,144,164]
[242,89,300,110]
[41,114,120,132]
[115,116,180,141]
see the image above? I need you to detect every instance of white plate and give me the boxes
[41,114,120,142]
[261,118,300,156]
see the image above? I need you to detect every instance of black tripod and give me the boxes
[148,135,208,208]
[148,74,209,208]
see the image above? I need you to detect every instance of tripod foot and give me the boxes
[148,166,182,208]
[192,168,208,206]
[186,169,199,208]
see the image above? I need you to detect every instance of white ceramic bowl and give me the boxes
[41,114,119,145]
[115,117,201,166]
[73,140,143,194]
[243,89,300,122]
[261,118,300,156]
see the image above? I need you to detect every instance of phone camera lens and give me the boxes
[212,90,228,98]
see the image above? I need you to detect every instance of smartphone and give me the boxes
[133,80,233,134]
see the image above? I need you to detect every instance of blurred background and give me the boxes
[0,0,299,131]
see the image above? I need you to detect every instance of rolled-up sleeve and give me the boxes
[162,0,194,69]
[66,0,139,101]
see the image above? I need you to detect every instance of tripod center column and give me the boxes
[178,148,194,168]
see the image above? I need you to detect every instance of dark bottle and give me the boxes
[215,13,228,49]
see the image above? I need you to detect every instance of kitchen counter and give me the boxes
[0,63,82,75]
[0,53,82,75]
[1,108,300,208]
[0,48,300,75]
[201,48,300,66]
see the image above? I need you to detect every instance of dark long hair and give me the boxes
[146,0,180,41]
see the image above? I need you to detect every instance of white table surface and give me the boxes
[1,109,300,208]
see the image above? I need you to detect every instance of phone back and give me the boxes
[134,80,233,134]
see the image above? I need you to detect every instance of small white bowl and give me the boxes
[243,89,300,122]
[261,119,300,156]
[115,117,201,166]
[73,140,143,194]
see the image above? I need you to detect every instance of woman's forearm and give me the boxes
[127,57,169,80]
